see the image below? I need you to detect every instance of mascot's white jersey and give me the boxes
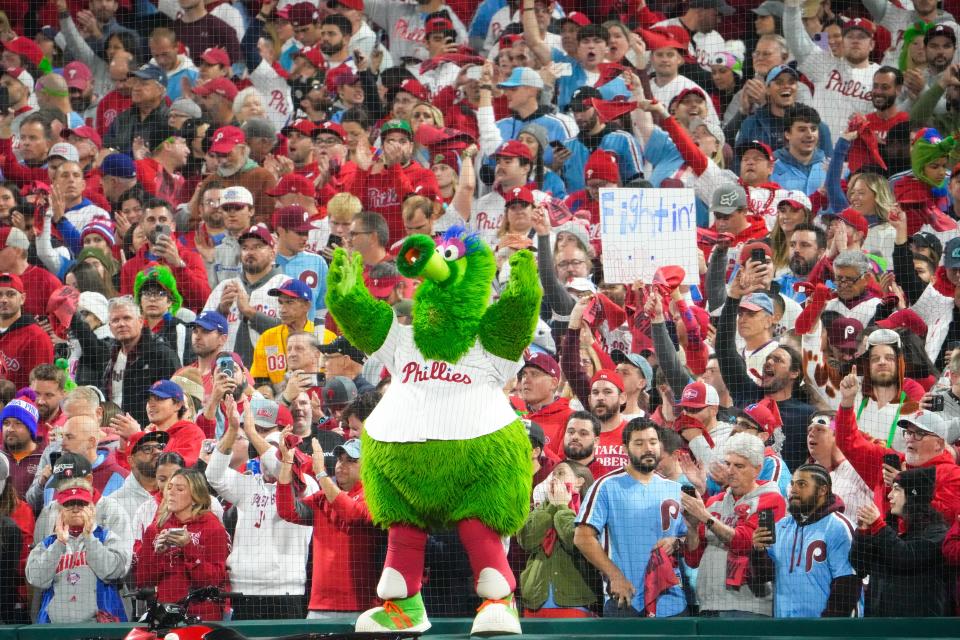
[366,316,522,442]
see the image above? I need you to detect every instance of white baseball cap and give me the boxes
[220,186,254,206]
[899,411,950,441]
[47,142,79,163]
[565,277,597,294]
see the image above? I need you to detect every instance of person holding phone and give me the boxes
[749,464,860,617]
[136,468,230,621]
[681,433,786,617]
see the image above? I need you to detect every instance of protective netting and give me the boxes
[0,0,958,629]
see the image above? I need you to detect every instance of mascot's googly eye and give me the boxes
[440,238,466,262]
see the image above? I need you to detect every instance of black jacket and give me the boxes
[103,328,180,427]
[851,517,949,617]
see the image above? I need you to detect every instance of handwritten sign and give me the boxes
[599,188,698,285]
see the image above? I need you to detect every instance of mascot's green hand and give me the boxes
[329,248,363,298]
[506,250,538,291]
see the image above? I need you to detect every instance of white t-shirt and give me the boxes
[365,316,522,442]
[111,349,126,407]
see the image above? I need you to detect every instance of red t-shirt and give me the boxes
[594,419,629,471]
[96,90,133,137]
[20,265,63,319]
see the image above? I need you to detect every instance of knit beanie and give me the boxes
[134,264,183,316]
[895,466,937,506]
[911,128,956,196]
[80,218,117,249]
[76,246,117,276]
[1,388,40,438]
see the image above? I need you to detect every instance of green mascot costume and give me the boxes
[325,226,542,635]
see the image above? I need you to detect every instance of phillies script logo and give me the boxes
[395,18,426,44]
[824,70,872,100]
[475,210,502,230]
[400,361,472,385]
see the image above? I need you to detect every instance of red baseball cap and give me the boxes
[504,185,535,206]
[826,316,864,350]
[201,47,231,67]
[273,204,320,233]
[406,183,442,203]
[743,402,781,436]
[64,126,103,149]
[3,37,43,67]
[822,207,868,238]
[293,45,325,68]
[877,309,928,339]
[584,149,619,184]
[63,61,93,91]
[0,272,24,293]
[842,17,875,36]
[55,486,93,506]
[522,352,561,379]
[397,78,429,101]
[266,173,316,198]
[282,118,318,137]
[425,15,455,34]
[494,139,533,162]
[328,0,364,10]
[209,125,246,154]
[193,77,239,101]
[367,274,409,298]
[679,380,720,408]
[737,139,774,162]
[499,34,523,49]
[238,223,276,247]
[591,369,624,392]
[560,11,591,26]
[315,121,347,141]
[325,65,359,93]
[670,87,707,108]
[125,430,169,458]
[288,1,320,26]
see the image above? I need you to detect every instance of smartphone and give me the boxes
[166,527,186,536]
[216,355,235,378]
[49,451,61,469]
[883,453,901,469]
[201,439,217,454]
[681,485,697,497]
[812,32,830,51]
[930,394,945,411]
[750,247,766,264]
[757,508,776,543]
[327,234,342,248]
[549,140,566,153]
[466,65,483,81]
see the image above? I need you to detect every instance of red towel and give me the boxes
[643,545,679,616]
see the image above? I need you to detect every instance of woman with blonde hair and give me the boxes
[410,101,445,167]
[826,129,898,264]
[313,193,362,261]
[136,468,230,620]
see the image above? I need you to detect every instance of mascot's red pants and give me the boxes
[384,520,515,597]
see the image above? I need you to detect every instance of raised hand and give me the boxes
[328,248,362,298]
[838,364,859,408]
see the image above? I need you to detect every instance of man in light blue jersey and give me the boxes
[574,418,688,617]
[751,463,860,618]
[273,204,328,322]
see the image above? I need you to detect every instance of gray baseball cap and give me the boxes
[945,237,960,268]
[752,0,784,16]
[333,438,361,459]
[610,350,653,391]
[711,184,748,214]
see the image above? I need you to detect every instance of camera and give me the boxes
[930,394,945,411]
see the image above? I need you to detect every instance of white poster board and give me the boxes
[598,188,698,285]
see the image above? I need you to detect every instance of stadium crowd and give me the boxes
[2,0,960,625]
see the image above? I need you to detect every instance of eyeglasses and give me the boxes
[557,259,587,269]
[348,230,373,238]
[136,444,165,454]
[901,427,936,440]
[834,273,865,285]
[140,290,170,300]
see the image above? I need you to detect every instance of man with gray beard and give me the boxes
[192,125,277,228]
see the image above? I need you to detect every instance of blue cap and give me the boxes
[100,153,136,178]
[268,279,312,302]
[333,438,361,459]
[765,64,799,85]
[741,292,774,315]
[610,350,654,391]
[190,310,229,334]
[148,380,185,401]
[497,66,544,89]
[131,63,168,85]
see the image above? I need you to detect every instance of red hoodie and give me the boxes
[150,420,206,468]
[834,405,960,524]
[510,396,573,458]
[276,481,380,612]
[137,511,230,621]
[351,161,440,245]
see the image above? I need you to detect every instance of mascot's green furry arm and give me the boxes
[324,227,542,636]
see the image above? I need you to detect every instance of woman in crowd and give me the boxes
[137,468,230,621]
[852,467,949,617]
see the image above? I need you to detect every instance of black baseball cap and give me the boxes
[319,336,367,365]
[911,231,943,258]
[567,86,602,112]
